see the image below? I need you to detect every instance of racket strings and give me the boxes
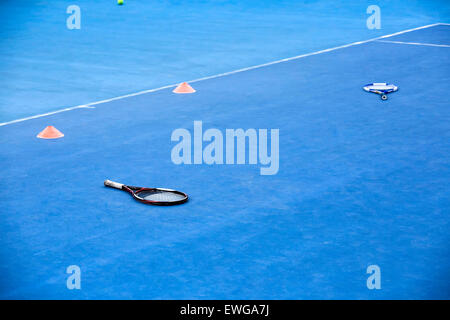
[137,190,186,202]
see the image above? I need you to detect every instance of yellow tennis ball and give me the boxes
[118,0,124,5]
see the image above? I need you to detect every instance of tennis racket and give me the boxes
[363,83,398,100]
[104,180,188,206]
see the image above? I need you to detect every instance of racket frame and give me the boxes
[363,83,398,95]
[104,180,188,206]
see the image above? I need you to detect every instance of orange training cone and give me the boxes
[37,126,64,139]
[173,82,196,94]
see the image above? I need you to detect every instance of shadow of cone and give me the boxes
[173,82,196,93]
[37,126,64,139]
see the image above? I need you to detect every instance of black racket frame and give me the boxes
[122,185,188,206]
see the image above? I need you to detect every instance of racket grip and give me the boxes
[104,180,124,189]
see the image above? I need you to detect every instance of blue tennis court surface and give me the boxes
[1,7,449,299]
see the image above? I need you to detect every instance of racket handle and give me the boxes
[104,180,124,190]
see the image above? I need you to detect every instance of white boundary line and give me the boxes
[375,39,450,48]
[0,22,446,127]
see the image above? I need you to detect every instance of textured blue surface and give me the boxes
[0,24,449,299]
[1,0,450,122]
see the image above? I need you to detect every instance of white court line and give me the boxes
[0,105,95,127]
[0,22,445,127]
[376,39,450,48]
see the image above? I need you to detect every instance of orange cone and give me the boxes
[37,126,64,139]
[173,82,196,94]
